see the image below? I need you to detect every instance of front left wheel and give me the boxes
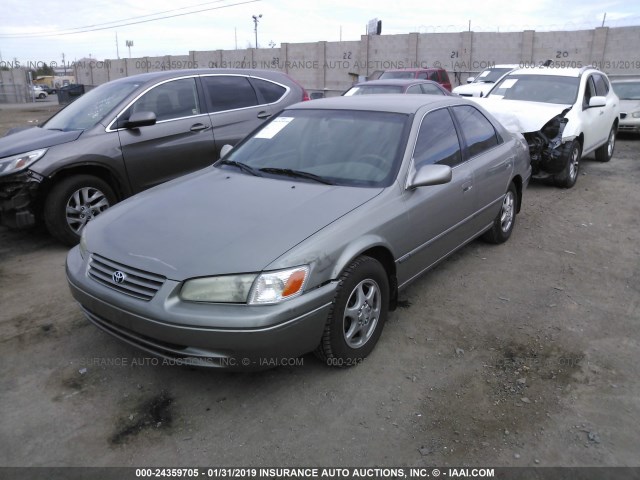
[315,256,389,367]
[44,175,117,245]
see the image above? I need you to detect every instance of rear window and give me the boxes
[202,75,258,113]
[251,78,287,104]
[379,71,416,80]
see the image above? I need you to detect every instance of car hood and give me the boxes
[0,127,82,158]
[86,168,383,280]
[452,83,493,97]
[470,97,571,133]
[620,99,640,113]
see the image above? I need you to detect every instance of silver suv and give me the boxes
[0,69,309,244]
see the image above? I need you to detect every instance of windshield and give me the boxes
[43,80,142,131]
[473,68,513,83]
[219,109,409,187]
[379,71,415,80]
[612,81,640,100]
[488,75,579,104]
[344,85,404,95]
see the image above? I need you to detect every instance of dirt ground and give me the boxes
[0,104,639,469]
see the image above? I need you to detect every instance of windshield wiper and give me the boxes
[218,160,261,177]
[259,167,334,185]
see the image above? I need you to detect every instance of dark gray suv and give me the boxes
[0,69,309,244]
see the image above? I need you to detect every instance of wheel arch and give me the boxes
[511,175,523,213]
[42,163,129,206]
[331,240,398,311]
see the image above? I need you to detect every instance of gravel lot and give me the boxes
[0,103,639,468]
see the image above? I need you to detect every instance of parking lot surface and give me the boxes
[0,105,639,467]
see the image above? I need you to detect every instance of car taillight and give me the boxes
[285,74,310,101]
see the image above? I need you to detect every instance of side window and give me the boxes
[406,85,423,94]
[583,76,597,107]
[131,78,200,122]
[452,105,499,157]
[593,74,610,96]
[413,108,462,169]
[421,84,444,95]
[428,71,439,81]
[417,72,428,79]
[202,76,258,113]
[439,70,450,83]
[251,78,286,104]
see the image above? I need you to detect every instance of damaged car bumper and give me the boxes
[0,171,43,229]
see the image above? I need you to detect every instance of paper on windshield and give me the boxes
[255,117,294,139]
[501,79,518,89]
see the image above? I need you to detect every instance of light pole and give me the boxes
[252,14,262,49]
[126,40,134,58]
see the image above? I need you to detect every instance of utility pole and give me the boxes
[601,13,607,27]
[126,40,134,58]
[252,14,262,49]
[116,32,120,59]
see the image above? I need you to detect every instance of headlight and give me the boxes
[181,274,258,303]
[632,111,640,118]
[0,149,47,177]
[180,266,309,304]
[248,266,309,304]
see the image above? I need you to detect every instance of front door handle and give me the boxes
[257,111,272,119]
[462,181,473,192]
[190,123,209,131]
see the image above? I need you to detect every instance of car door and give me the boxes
[451,104,513,231]
[397,107,477,285]
[117,77,216,193]
[200,75,277,156]
[581,75,609,153]
[593,73,618,138]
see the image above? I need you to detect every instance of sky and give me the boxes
[0,0,639,66]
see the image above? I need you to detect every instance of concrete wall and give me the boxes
[64,25,640,96]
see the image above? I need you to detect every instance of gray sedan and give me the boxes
[66,95,531,369]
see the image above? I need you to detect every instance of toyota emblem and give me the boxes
[112,271,126,284]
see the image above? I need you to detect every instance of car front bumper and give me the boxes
[66,246,337,370]
[618,116,640,134]
[0,171,42,229]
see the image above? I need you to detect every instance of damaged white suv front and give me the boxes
[471,67,619,188]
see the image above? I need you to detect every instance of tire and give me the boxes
[553,140,581,189]
[595,125,616,162]
[37,93,46,99]
[482,181,518,244]
[44,175,117,246]
[315,256,389,366]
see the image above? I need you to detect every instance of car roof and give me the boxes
[104,68,291,86]
[383,67,442,72]
[287,94,466,114]
[506,67,600,77]
[353,79,442,87]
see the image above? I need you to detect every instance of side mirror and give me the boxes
[407,164,452,189]
[588,96,606,108]
[220,144,234,158]
[125,111,157,129]
[466,77,475,84]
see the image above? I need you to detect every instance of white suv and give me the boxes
[471,66,619,188]
[453,64,519,97]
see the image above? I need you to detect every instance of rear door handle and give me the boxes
[257,111,272,119]
[190,123,209,131]
[462,181,473,192]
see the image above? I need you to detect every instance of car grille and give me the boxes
[88,253,166,301]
